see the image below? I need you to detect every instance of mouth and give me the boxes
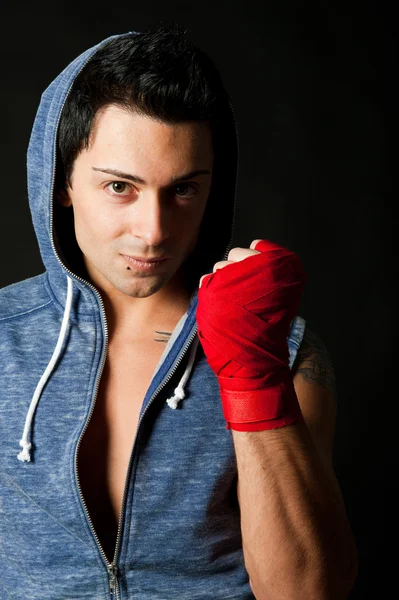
[127,255,168,263]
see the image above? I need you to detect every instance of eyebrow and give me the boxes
[92,167,212,185]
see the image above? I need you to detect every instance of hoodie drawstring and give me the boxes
[17,275,73,462]
[166,335,200,409]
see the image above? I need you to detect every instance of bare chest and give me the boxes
[77,339,168,560]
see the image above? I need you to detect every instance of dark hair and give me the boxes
[58,26,230,186]
[55,26,238,291]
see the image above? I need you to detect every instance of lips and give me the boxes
[126,255,168,263]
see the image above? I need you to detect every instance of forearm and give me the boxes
[232,420,358,600]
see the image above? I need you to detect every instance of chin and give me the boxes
[118,273,170,298]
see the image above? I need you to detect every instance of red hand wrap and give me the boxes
[196,240,306,431]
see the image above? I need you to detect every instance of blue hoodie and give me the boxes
[0,32,306,599]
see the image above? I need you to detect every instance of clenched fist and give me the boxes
[196,239,306,431]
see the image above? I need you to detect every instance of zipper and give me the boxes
[107,563,119,599]
[47,37,239,599]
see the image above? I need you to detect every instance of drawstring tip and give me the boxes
[166,387,185,409]
[165,336,199,410]
[17,440,32,462]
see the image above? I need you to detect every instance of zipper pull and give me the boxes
[107,563,118,598]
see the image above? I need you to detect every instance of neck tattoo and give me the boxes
[154,330,172,343]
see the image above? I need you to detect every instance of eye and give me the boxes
[174,183,198,199]
[108,181,131,195]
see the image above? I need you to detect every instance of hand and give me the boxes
[196,239,306,431]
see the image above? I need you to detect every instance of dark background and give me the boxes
[0,1,396,597]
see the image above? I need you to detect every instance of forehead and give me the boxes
[87,104,214,165]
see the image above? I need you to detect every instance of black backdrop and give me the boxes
[0,1,396,598]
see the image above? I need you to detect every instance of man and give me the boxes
[0,27,357,599]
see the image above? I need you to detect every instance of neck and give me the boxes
[95,271,193,345]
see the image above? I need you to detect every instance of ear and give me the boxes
[56,186,73,208]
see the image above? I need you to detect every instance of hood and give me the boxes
[26,30,239,313]
[17,31,239,462]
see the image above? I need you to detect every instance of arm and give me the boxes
[233,328,358,600]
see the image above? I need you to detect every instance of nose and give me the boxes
[132,191,170,247]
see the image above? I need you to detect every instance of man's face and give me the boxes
[59,105,214,299]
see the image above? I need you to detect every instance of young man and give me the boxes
[0,27,357,599]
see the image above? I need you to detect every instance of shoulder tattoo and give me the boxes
[293,327,336,392]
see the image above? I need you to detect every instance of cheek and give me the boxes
[178,204,207,248]
[72,201,120,247]
[190,200,208,236]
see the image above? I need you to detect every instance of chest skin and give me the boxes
[77,330,175,563]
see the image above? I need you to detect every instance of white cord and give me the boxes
[166,336,200,409]
[17,276,73,462]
